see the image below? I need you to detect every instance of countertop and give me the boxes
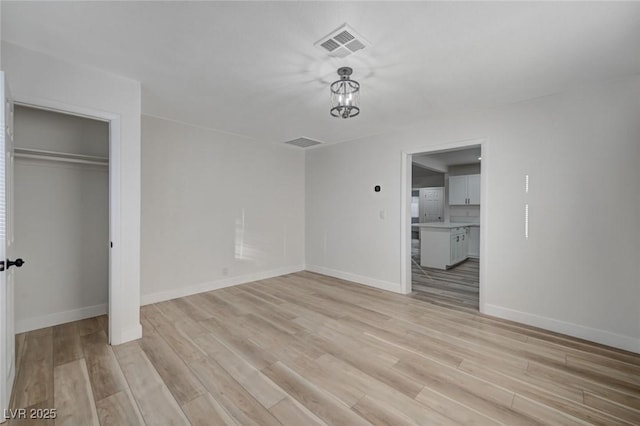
[411,222,479,229]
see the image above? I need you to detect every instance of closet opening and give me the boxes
[13,105,110,336]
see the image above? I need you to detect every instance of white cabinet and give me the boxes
[450,227,468,265]
[468,226,480,258]
[419,226,469,269]
[448,176,467,205]
[449,174,480,205]
[467,174,480,204]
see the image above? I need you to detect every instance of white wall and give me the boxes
[412,165,444,188]
[14,107,109,332]
[14,105,109,155]
[2,42,142,344]
[306,75,640,352]
[140,115,305,304]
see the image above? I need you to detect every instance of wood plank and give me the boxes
[182,393,239,426]
[199,317,278,370]
[113,341,190,426]
[313,353,455,425]
[10,271,640,426]
[76,316,103,337]
[583,391,640,425]
[138,326,205,405]
[81,330,128,401]
[193,333,286,408]
[52,322,82,367]
[397,360,539,424]
[7,399,55,426]
[351,394,418,426]
[511,395,592,426]
[188,357,281,426]
[262,361,370,426]
[284,352,365,407]
[154,321,207,364]
[269,397,327,426]
[141,303,174,329]
[95,389,145,426]
[11,328,53,409]
[53,359,99,426]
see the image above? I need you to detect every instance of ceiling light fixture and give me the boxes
[330,67,360,119]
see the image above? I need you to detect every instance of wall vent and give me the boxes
[314,24,370,58]
[284,137,323,148]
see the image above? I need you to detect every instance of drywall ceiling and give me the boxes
[412,164,443,178]
[415,147,482,168]
[3,2,640,145]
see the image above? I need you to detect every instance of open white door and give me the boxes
[0,72,17,421]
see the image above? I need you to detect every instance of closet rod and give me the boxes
[14,148,109,167]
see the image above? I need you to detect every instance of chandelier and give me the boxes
[330,67,360,119]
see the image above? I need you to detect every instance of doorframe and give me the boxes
[400,138,488,313]
[12,96,122,343]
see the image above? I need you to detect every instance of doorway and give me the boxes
[13,106,110,332]
[10,100,120,341]
[401,139,487,312]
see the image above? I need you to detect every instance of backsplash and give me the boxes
[450,205,480,224]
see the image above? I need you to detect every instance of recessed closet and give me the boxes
[13,105,109,332]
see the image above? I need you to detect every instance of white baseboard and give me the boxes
[483,304,640,354]
[305,265,401,294]
[141,264,306,306]
[16,303,108,334]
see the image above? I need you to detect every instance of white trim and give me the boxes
[478,141,489,313]
[484,304,640,354]
[141,265,306,305]
[400,138,487,299]
[12,95,125,345]
[15,303,108,334]
[305,265,401,294]
[117,323,142,344]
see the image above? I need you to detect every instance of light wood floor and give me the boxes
[10,271,640,425]
[412,239,480,310]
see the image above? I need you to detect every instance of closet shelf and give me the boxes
[14,148,109,166]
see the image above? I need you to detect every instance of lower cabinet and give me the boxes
[450,228,468,265]
[468,226,480,258]
[419,226,469,270]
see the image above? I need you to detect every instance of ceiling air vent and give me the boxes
[314,24,370,58]
[284,137,323,149]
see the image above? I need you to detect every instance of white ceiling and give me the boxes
[415,146,482,168]
[3,2,640,145]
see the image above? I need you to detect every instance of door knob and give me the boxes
[0,258,25,271]
[7,258,25,269]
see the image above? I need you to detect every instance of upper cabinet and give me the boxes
[449,174,480,205]
[467,174,480,204]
